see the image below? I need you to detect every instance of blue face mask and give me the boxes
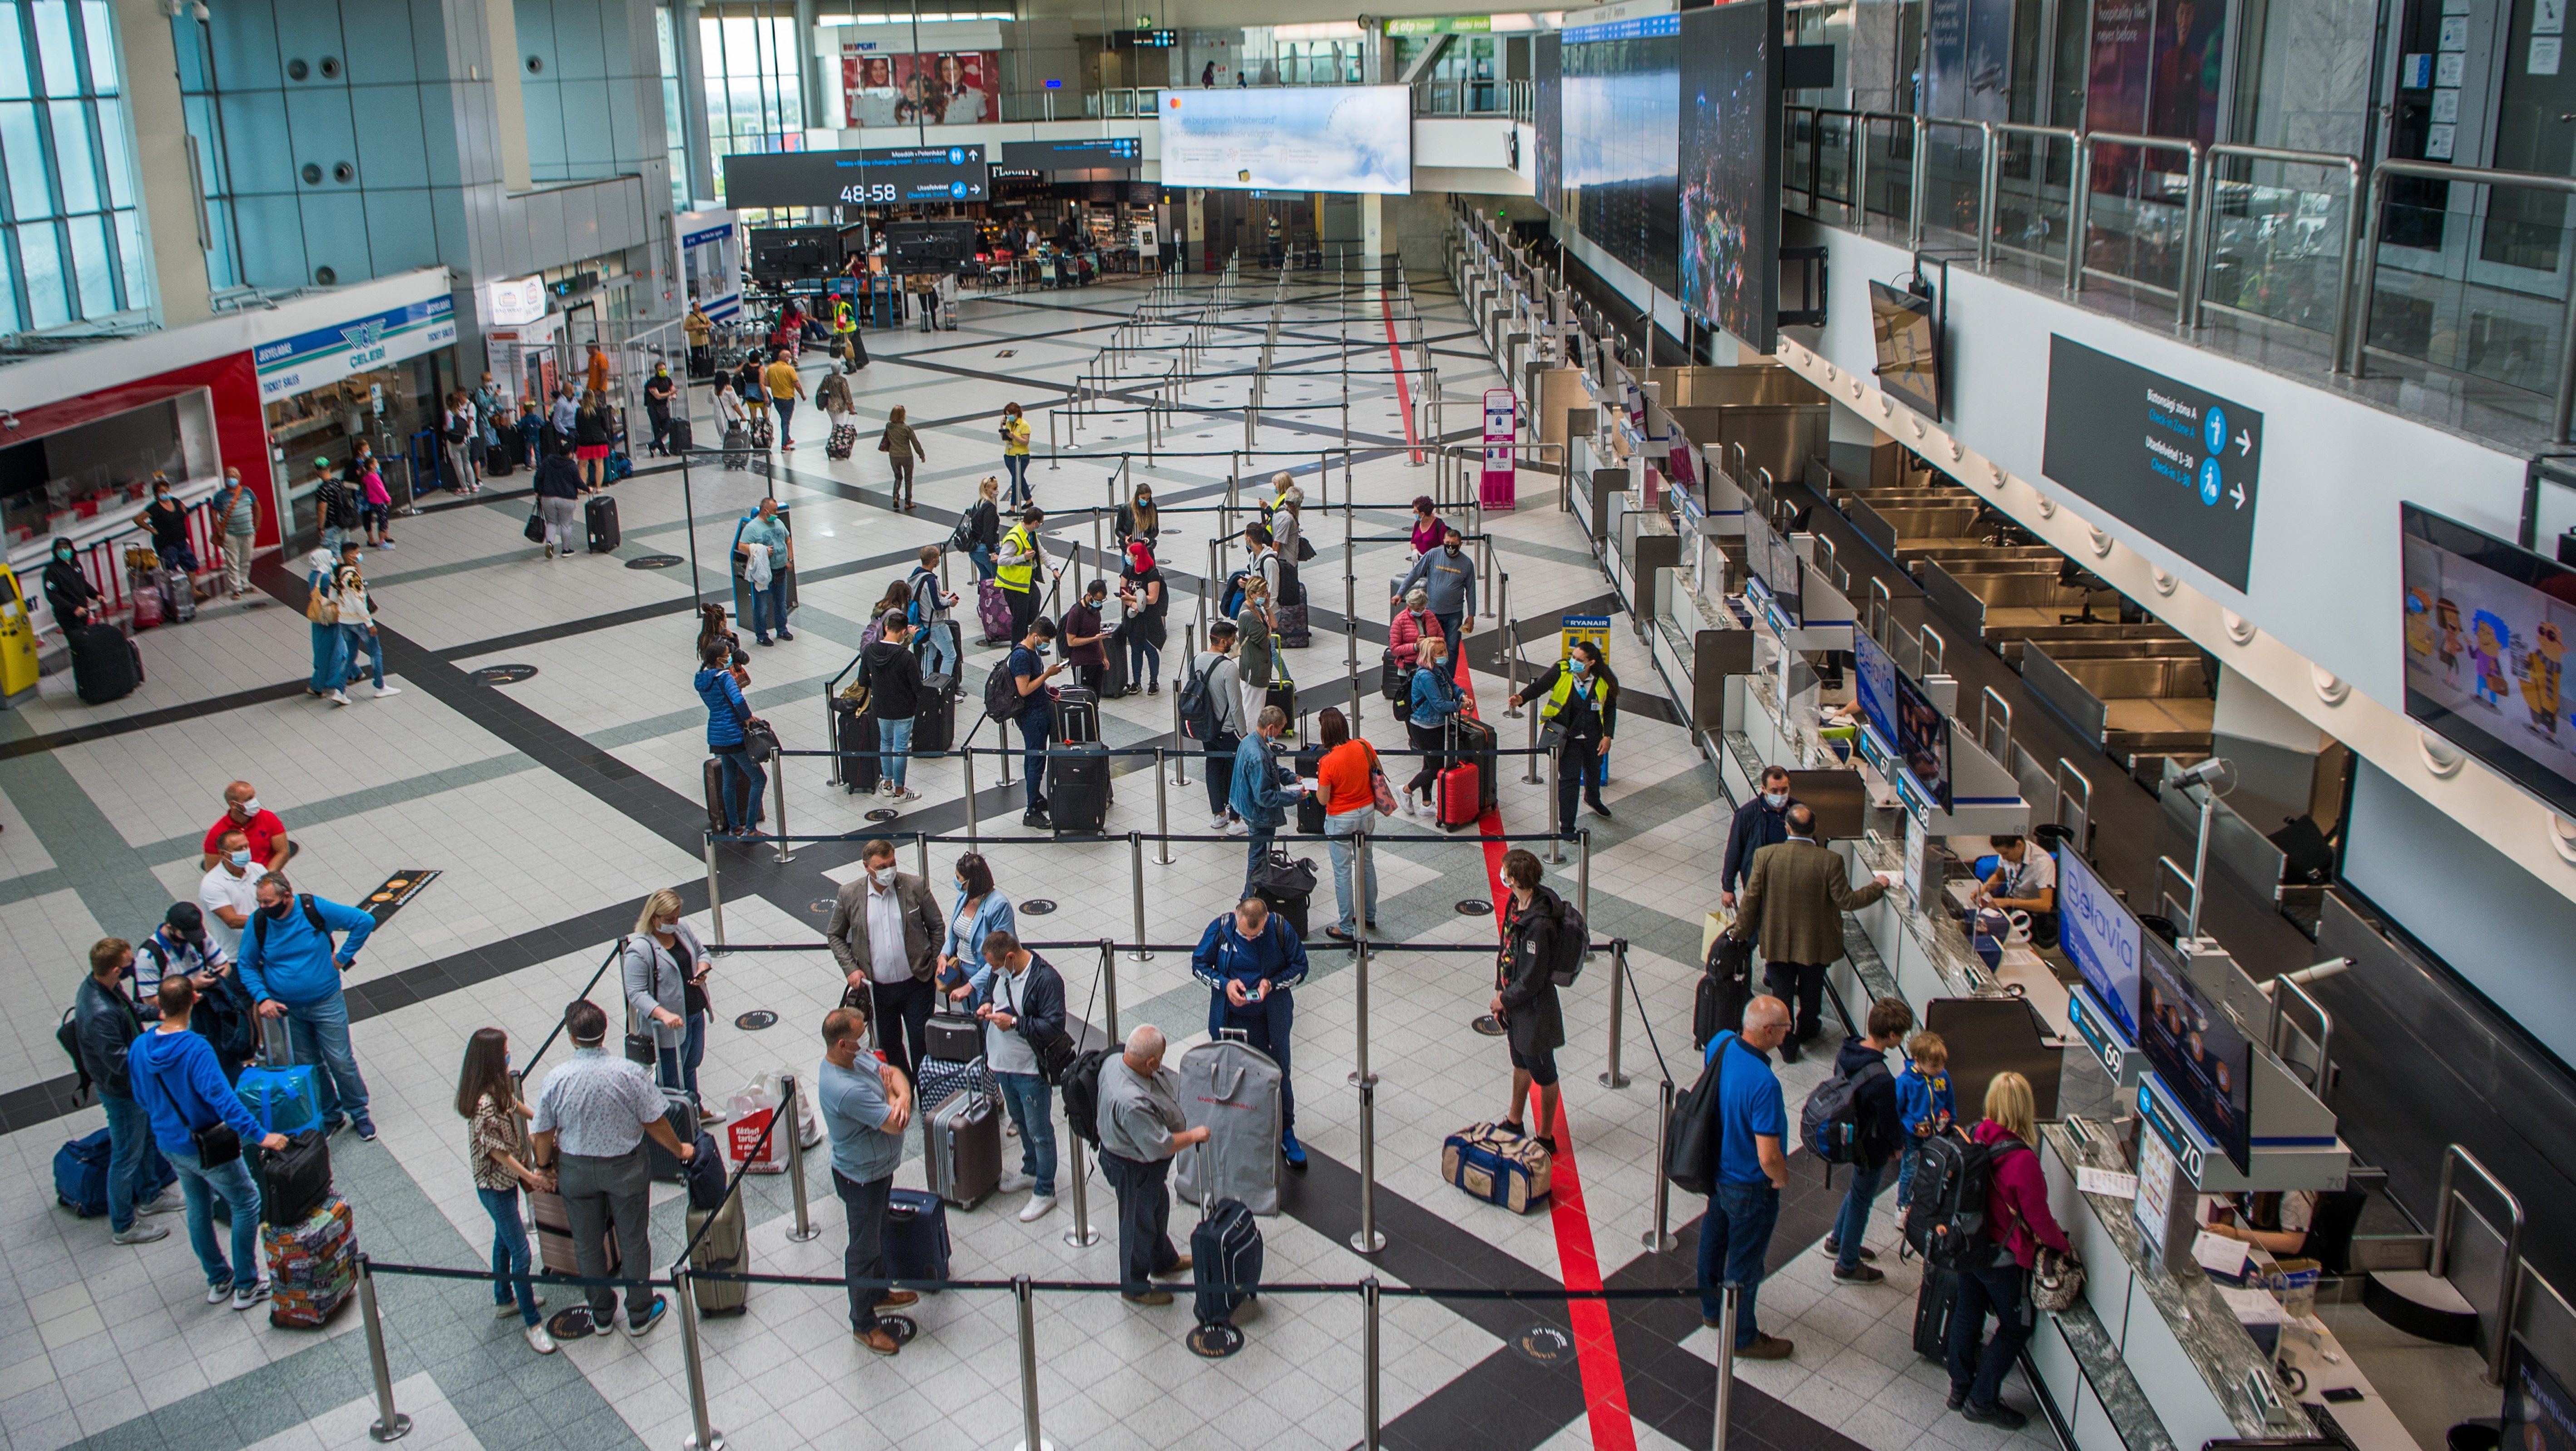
[1570,659,1590,677]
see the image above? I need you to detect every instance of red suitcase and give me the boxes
[1437,759,1482,831]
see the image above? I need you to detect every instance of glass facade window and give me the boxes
[656,6,692,212]
[701,9,806,199]
[0,0,147,336]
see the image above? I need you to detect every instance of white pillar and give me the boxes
[1361,192,1384,287]
[110,0,209,325]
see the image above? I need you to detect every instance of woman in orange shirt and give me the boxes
[1313,708,1382,940]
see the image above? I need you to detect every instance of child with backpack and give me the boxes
[1806,996,1912,1283]
[1893,1030,1954,1212]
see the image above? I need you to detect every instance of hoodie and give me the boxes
[235,895,376,1007]
[864,638,923,719]
[127,1025,264,1157]
[1973,1118,2071,1267]
[1835,1036,1903,1170]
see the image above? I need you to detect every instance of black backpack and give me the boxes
[1665,1032,1735,1196]
[1531,895,1588,987]
[1176,657,1222,741]
[247,894,332,959]
[1903,1126,2025,1269]
[1800,1055,1889,1167]
[983,661,1028,723]
[57,1006,91,1103]
[1059,1048,1112,1145]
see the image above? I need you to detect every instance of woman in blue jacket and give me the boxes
[1401,633,1464,814]
[696,640,765,836]
[935,851,1016,990]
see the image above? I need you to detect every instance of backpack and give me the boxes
[906,571,936,625]
[247,894,333,960]
[1221,569,1249,619]
[1800,1055,1890,1167]
[1902,1126,2025,1269]
[1059,1048,1112,1145]
[1695,935,1755,1050]
[1177,657,1222,741]
[57,1007,92,1103]
[1665,1032,1734,1196]
[983,661,1028,723]
[1535,895,1588,987]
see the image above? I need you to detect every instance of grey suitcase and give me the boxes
[922,1089,1001,1210]
[686,1193,750,1316]
[1172,1033,1283,1216]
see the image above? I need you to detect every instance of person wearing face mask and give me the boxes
[198,829,264,957]
[235,872,378,1138]
[824,839,945,1087]
[1233,575,1277,739]
[864,610,925,804]
[622,889,720,1118]
[74,937,180,1244]
[41,536,105,630]
[1401,633,1465,816]
[1722,766,1797,913]
[201,780,291,873]
[454,1027,558,1355]
[1063,579,1111,694]
[212,467,257,600]
[132,472,201,587]
[1515,639,1618,836]
[935,852,1017,992]
[1117,540,1167,695]
[303,546,348,697]
[1114,486,1159,552]
[949,930,1068,1220]
[1392,525,1478,657]
[996,506,1047,644]
[1005,618,1066,827]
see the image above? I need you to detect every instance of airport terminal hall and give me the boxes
[10,1,2576,1449]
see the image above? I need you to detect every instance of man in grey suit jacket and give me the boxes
[825,839,946,1084]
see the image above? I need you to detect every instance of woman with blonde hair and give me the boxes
[620,889,720,1119]
[1945,1070,2069,1431]
[454,1027,554,1353]
[964,473,1003,579]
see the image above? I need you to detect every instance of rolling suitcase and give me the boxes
[1048,741,1111,836]
[916,1054,993,1113]
[702,757,728,836]
[1451,714,1500,812]
[1264,675,1297,736]
[71,622,139,703]
[1190,1146,1264,1329]
[977,580,1014,645]
[585,495,621,552]
[686,1192,750,1316]
[667,417,694,454]
[235,1064,322,1137]
[1173,1037,1284,1215]
[1914,1264,1960,1360]
[1051,686,1100,744]
[530,1188,619,1279]
[264,1193,358,1328]
[723,424,749,470]
[164,566,197,623]
[1441,1121,1553,1213]
[1274,599,1309,649]
[1437,754,1483,831]
[1293,746,1325,835]
[912,679,957,753]
[826,424,857,460]
[644,1077,699,1185]
[834,698,881,793]
[1380,650,1411,703]
[926,1012,982,1064]
[884,1188,950,1289]
[922,1091,1002,1210]
[261,1128,334,1227]
[1098,635,1130,697]
[1247,849,1316,941]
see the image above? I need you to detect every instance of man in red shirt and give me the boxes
[199,781,289,872]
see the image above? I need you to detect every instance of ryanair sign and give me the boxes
[255,293,457,400]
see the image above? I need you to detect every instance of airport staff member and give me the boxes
[996,507,1048,644]
[1973,834,2058,948]
[1189,897,1309,1170]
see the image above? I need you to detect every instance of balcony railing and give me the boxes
[1411,77,1534,122]
[1786,106,2576,444]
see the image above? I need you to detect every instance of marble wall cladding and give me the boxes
[2250,0,2379,157]
[1851,0,1906,114]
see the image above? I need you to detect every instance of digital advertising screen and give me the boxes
[1869,280,1943,419]
[2505,1340,2576,1451]
[840,48,1000,127]
[2401,504,2576,819]
[2057,847,2142,1038]
[1159,86,1412,194]
[1677,0,1781,354]
[1535,32,1563,216]
[722,145,990,208]
[1854,628,1898,742]
[1892,665,1953,812]
[999,137,1144,168]
[1560,9,1679,293]
[2136,933,2252,1173]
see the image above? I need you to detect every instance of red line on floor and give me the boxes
[1381,288,1421,464]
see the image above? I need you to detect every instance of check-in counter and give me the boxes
[1614,500,1678,623]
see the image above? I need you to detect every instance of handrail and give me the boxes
[2070,131,2205,325]
[2432,1143,2525,1385]
[2196,142,2364,365]
[2265,972,2334,1105]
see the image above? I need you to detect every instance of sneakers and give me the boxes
[1147,682,1160,694]
[1962,1403,2028,1431]
[997,1170,1036,1194]
[137,1190,183,1216]
[701,1107,729,1126]
[1947,1387,1969,1412]
[543,543,557,560]
[1588,801,1614,819]
[1018,1195,1057,1223]
[371,685,400,699]
[1832,1263,1887,1285]
[1818,1239,1879,1263]
[524,1321,558,1355]
[111,1223,170,1245]
[355,1117,378,1141]
[889,786,920,802]
[496,1294,548,1318]
[1022,808,1052,829]
[625,1296,668,1338]
[776,629,795,642]
[878,780,897,797]
[232,1280,272,1312]
[1223,818,1249,837]
[1209,815,1231,833]
[206,1280,234,1306]
[328,689,351,706]
[321,1115,349,1136]
[1281,1133,1308,1171]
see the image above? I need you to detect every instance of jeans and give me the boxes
[479,1185,540,1324]
[1948,1263,2034,1412]
[1696,1180,1780,1344]
[1003,454,1031,506]
[309,621,348,694]
[1128,634,1160,688]
[996,1072,1056,1196]
[714,745,765,833]
[834,1170,895,1333]
[1207,988,1294,1138]
[339,625,384,689]
[774,397,796,445]
[1325,808,1378,932]
[1100,1150,1180,1295]
[681,1011,707,1106]
[919,625,957,679]
[750,583,788,641]
[559,1147,654,1326]
[1896,1141,1924,1210]
[103,1094,154,1232]
[285,991,370,1124]
[878,715,913,788]
[1833,1159,1885,1272]
[1017,708,1050,811]
[1203,730,1239,816]
[970,544,996,580]
[1435,611,1464,659]
[170,1146,262,1289]
[1243,826,1275,900]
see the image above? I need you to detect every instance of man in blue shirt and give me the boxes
[1190,896,1311,1168]
[1697,994,1796,1359]
[819,1003,917,1356]
[128,977,291,1309]
[736,497,795,645]
[1005,618,1066,827]
[1228,706,1308,897]
[235,873,379,1140]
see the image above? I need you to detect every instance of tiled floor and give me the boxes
[0,267,2062,1451]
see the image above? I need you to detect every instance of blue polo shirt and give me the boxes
[1703,1031,1787,1185]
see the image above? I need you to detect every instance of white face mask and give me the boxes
[1764,792,1788,809]
[239,796,261,815]
[871,866,898,888]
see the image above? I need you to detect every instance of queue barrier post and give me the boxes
[678,1272,726,1451]
[1155,749,1173,865]
[1349,1075,1386,1255]
[1712,1283,1741,1451]
[1524,703,1543,784]
[1347,830,1374,1087]
[1644,1073,1680,1250]
[1127,833,1154,962]
[781,1072,819,1242]
[1061,1131,1101,1247]
[1013,1274,1052,1451]
[963,748,981,846]
[769,746,792,865]
[702,836,726,947]
[1096,939,1122,1043]
[1362,1276,1384,1448]
[1599,937,1631,1089]
[354,1257,412,1443]
[1547,750,1565,866]
[1504,618,1522,718]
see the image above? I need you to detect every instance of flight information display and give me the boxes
[1559,8,1679,293]
[999,137,1143,168]
[721,144,991,208]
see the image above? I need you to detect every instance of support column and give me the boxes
[110,0,211,325]
[1361,192,1385,288]
[486,0,533,194]
[677,0,717,205]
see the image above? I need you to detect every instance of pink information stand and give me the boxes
[1480,388,1517,511]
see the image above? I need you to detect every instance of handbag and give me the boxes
[2030,1245,2085,1313]
[303,580,338,625]
[743,719,782,757]
[191,1118,242,1171]
[1371,767,1400,817]
[523,508,547,544]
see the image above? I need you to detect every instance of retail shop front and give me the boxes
[255,276,460,546]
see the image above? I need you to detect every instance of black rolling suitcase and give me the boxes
[586,495,621,552]
[1293,746,1325,835]
[1248,848,1316,939]
[667,417,693,454]
[1914,1265,1960,1360]
[70,623,139,703]
[1051,686,1100,744]
[834,698,881,792]
[912,682,957,754]
[1451,714,1500,812]
[1263,674,1297,738]
[1048,741,1110,835]
[1190,1143,1263,1329]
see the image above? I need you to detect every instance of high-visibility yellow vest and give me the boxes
[997,523,1036,593]
[1542,668,1606,724]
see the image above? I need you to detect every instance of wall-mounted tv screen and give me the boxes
[1892,664,1953,812]
[1535,33,1562,217]
[1870,280,1943,419]
[1559,8,1679,293]
[2504,1338,2576,1451]
[1743,509,1804,624]
[1677,0,1781,355]
[1159,86,1411,194]
[1854,627,1898,741]
[2058,846,2141,1039]
[2401,504,2576,819]
[2136,931,2252,1174]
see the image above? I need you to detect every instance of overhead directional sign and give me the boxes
[2041,335,2265,591]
